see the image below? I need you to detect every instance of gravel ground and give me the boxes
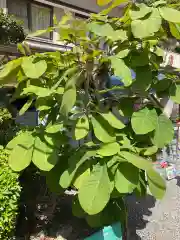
[127,176,180,240]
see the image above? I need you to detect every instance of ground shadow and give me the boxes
[126,194,156,240]
[175,176,180,187]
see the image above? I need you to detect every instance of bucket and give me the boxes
[84,222,123,240]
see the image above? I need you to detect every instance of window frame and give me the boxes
[7,0,53,40]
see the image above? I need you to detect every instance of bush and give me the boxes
[0,108,21,239]
[0,107,19,146]
[0,10,26,45]
[0,149,21,240]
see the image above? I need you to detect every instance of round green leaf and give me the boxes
[22,57,47,79]
[109,57,132,86]
[115,167,135,194]
[78,163,111,215]
[147,168,166,199]
[91,115,116,143]
[131,8,162,39]
[131,108,158,135]
[170,84,180,104]
[153,114,174,148]
[8,133,35,171]
[159,7,180,23]
[100,111,125,130]
[97,142,120,156]
[130,3,152,20]
[32,136,59,171]
[75,115,89,140]
[120,151,153,171]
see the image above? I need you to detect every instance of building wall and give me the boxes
[35,0,123,17]
[0,0,7,12]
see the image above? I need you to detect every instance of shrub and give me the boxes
[0,107,19,146]
[0,148,21,240]
[0,10,26,45]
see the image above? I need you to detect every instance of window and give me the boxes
[7,0,53,40]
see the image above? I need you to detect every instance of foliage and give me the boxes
[0,148,21,239]
[0,107,19,146]
[1,0,180,228]
[0,10,26,45]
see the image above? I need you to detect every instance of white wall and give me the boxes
[56,0,122,16]
[0,0,7,13]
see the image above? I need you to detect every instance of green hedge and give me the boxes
[0,149,21,239]
[0,10,26,45]
[0,107,21,239]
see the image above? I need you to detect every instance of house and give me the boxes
[0,0,123,54]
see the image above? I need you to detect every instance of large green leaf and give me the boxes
[153,114,174,148]
[116,49,130,59]
[97,142,120,156]
[22,86,53,97]
[144,146,158,156]
[22,57,47,79]
[169,23,180,40]
[100,0,129,14]
[45,159,67,194]
[109,56,132,86]
[78,163,111,215]
[134,170,147,197]
[46,123,63,133]
[28,27,53,38]
[0,58,22,83]
[73,165,91,190]
[147,168,166,199]
[91,115,116,143]
[8,133,35,171]
[72,196,86,218]
[75,115,89,140]
[119,162,139,185]
[97,0,112,6]
[88,23,127,42]
[60,150,95,189]
[86,198,126,228]
[88,23,113,37]
[100,111,125,129]
[159,7,180,23]
[19,98,33,116]
[6,131,31,151]
[131,108,158,134]
[115,167,135,193]
[132,66,152,91]
[131,8,162,38]
[32,135,59,171]
[60,86,76,116]
[120,151,153,170]
[170,84,180,104]
[130,3,152,20]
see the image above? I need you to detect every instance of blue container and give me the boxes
[84,222,123,240]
